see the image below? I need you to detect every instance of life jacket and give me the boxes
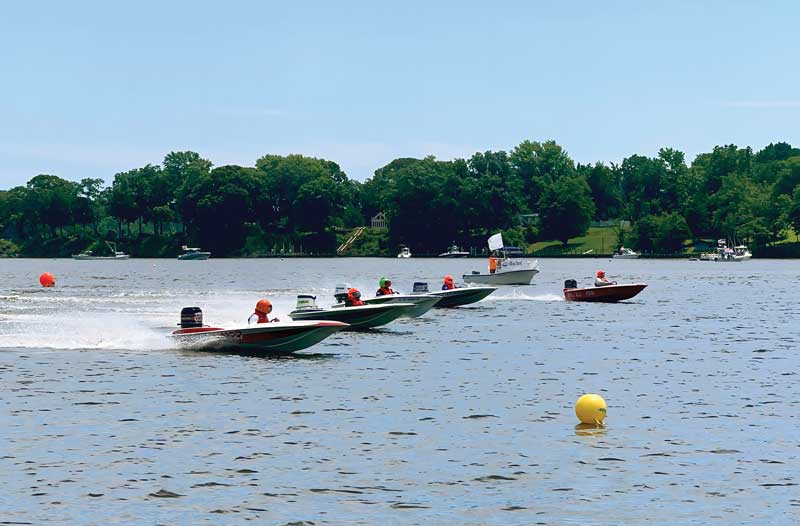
[347,289,364,306]
[376,287,394,296]
[489,257,497,271]
[442,282,455,290]
[252,311,269,323]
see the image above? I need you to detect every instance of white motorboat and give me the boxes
[462,233,538,285]
[397,245,412,258]
[701,239,751,262]
[363,292,441,318]
[438,244,469,258]
[411,281,496,307]
[178,245,211,260]
[717,244,752,262]
[612,247,640,259]
[171,307,346,354]
[288,292,415,330]
[72,241,129,260]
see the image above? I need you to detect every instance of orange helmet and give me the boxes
[596,270,605,278]
[255,299,272,314]
[348,287,361,300]
[444,275,454,283]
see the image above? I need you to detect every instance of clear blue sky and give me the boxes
[1,1,798,187]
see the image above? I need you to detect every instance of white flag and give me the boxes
[487,233,504,251]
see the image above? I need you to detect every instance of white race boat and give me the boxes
[612,247,640,259]
[411,281,496,308]
[462,233,538,285]
[438,244,469,258]
[363,292,441,318]
[178,245,211,260]
[171,307,346,353]
[288,292,415,330]
[397,245,412,258]
[72,241,129,260]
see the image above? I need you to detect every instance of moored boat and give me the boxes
[563,279,647,302]
[411,281,496,308]
[612,247,640,259]
[170,307,346,353]
[438,244,469,258]
[72,241,129,260]
[397,245,412,258]
[178,245,211,260]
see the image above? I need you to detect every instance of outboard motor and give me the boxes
[333,283,351,304]
[564,279,577,289]
[412,281,429,293]
[296,294,318,310]
[180,306,203,328]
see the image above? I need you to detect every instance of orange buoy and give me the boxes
[39,272,55,287]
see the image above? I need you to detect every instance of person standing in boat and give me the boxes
[442,275,459,290]
[594,270,617,287]
[345,288,365,307]
[249,299,279,324]
[376,277,397,296]
[489,254,498,274]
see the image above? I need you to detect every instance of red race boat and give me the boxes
[563,280,647,303]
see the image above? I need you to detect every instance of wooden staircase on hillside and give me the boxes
[337,227,366,255]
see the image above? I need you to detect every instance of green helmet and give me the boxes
[379,277,388,288]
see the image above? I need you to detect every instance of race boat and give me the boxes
[612,247,640,259]
[410,281,496,308]
[363,292,441,318]
[288,292,415,330]
[170,307,346,353]
[562,279,647,302]
[463,233,538,285]
[438,244,469,258]
[177,245,211,260]
[397,245,412,259]
[72,241,130,260]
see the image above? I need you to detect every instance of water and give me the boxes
[1,258,798,525]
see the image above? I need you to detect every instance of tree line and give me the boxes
[1,140,799,256]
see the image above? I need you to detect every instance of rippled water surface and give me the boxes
[1,258,798,525]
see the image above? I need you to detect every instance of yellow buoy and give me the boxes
[575,393,607,425]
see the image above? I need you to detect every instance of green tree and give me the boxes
[537,175,595,246]
[654,212,691,253]
[510,140,574,212]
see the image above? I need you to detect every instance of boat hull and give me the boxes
[288,303,415,330]
[171,321,346,353]
[564,283,647,302]
[178,252,211,260]
[363,295,441,318]
[72,255,130,260]
[612,254,639,259]
[426,286,497,308]
[462,268,538,285]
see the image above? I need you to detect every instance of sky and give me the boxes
[1,1,798,187]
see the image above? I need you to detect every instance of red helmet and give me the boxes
[348,287,361,300]
[255,299,272,314]
[444,275,454,283]
[596,270,605,278]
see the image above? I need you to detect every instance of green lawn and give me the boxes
[529,227,622,255]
